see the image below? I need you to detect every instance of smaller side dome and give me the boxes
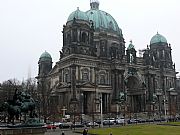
[150,32,167,45]
[39,51,52,62]
[127,40,135,50]
[67,7,89,22]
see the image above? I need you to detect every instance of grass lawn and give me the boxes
[88,123,180,135]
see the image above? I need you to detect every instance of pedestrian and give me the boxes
[61,131,65,135]
[83,128,88,135]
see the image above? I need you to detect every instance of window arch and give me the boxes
[73,30,77,42]
[64,69,70,83]
[67,34,71,44]
[81,68,89,81]
[82,32,87,43]
[99,71,106,84]
[100,75,105,84]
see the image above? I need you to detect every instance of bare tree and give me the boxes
[22,78,38,99]
[1,78,21,101]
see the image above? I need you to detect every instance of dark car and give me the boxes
[59,122,72,129]
[146,119,154,123]
[86,122,99,127]
[127,119,138,124]
[103,119,115,125]
[135,118,145,123]
[71,122,84,128]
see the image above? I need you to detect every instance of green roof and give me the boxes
[67,7,89,22]
[86,9,122,36]
[67,1,123,36]
[39,51,52,62]
[150,33,167,45]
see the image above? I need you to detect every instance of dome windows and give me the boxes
[150,32,167,45]
[82,32,87,43]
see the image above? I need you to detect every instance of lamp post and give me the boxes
[100,96,103,128]
[80,93,84,124]
[119,91,126,125]
[163,95,167,122]
[116,101,119,119]
[69,98,78,130]
[167,88,174,121]
[61,106,67,118]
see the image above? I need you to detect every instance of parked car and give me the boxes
[146,118,154,123]
[71,122,84,128]
[45,123,56,129]
[127,119,138,124]
[59,122,72,129]
[137,118,146,123]
[103,118,115,125]
[54,122,63,127]
[86,121,99,127]
[116,118,125,125]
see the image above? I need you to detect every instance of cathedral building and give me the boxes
[36,0,178,119]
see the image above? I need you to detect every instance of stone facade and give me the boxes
[36,1,178,119]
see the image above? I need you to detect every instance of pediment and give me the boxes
[77,82,96,88]
[57,82,71,88]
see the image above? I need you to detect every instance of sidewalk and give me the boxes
[45,129,82,135]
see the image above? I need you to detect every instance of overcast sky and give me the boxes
[0,0,180,83]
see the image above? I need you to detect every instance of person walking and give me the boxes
[61,131,65,135]
[83,128,88,135]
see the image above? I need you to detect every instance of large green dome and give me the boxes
[67,7,89,22]
[150,33,167,45]
[86,1,122,36]
[39,51,52,62]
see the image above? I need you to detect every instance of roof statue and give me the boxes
[127,40,135,50]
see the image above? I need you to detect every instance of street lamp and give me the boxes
[80,93,84,124]
[94,94,103,128]
[163,95,167,122]
[118,91,126,125]
[100,96,103,128]
[167,88,175,121]
[69,98,78,130]
[116,101,119,119]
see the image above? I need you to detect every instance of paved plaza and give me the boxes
[45,129,82,135]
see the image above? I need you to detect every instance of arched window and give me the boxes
[82,68,89,81]
[64,69,70,83]
[100,75,105,84]
[73,30,77,42]
[99,71,106,84]
[67,34,71,44]
[82,32,87,43]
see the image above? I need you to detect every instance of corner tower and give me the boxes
[38,51,52,76]
[60,7,96,59]
[143,33,174,69]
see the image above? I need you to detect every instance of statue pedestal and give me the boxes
[0,126,46,135]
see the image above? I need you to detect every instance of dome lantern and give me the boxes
[90,0,99,10]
